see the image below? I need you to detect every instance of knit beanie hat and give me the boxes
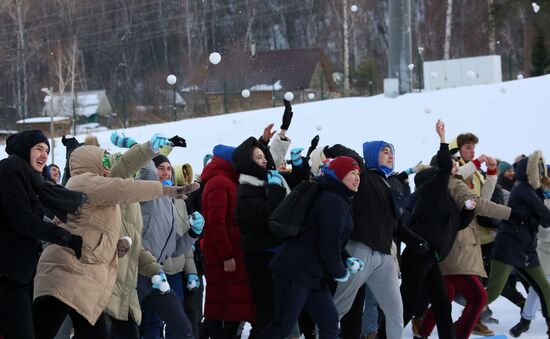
[498,161,513,174]
[328,156,360,181]
[213,144,236,164]
[153,154,171,168]
[5,129,50,163]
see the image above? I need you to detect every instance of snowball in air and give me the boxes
[284,92,294,101]
[241,89,250,98]
[408,64,415,71]
[430,72,438,79]
[166,74,177,85]
[315,125,322,131]
[517,74,524,80]
[466,70,476,79]
[209,52,222,65]
[532,2,540,13]
[424,106,432,114]
[500,86,507,93]
[351,4,358,12]
[308,93,315,100]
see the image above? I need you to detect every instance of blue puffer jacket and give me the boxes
[492,152,550,268]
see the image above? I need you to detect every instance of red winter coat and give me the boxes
[201,156,255,322]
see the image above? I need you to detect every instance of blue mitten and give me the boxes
[186,273,200,290]
[189,211,205,235]
[290,147,304,166]
[150,133,171,153]
[111,131,137,148]
[544,189,550,199]
[334,270,350,283]
[161,179,173,186]
[151,271,170,294]
[345,257,365,274]
[267,170,284,187]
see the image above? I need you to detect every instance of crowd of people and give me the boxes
[0,99,549,339]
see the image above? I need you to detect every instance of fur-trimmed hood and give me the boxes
[69,145,105,177]
[515,150,547,190]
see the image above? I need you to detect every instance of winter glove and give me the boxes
[151,271,170,294]
[509,208,532,225]
[345,257,364,274]
[290,147,304,167]
[186,273,200,290]
[150,133,171,153]
[544,190,550,199]
[404,161,423,175]
[117,237,131,258]
[61,135,79,148]
[409,237,430,254]
[281,99,293,130]
[161,179,173,186]
[189,211,205,235]
[67,234,83,259]
[306,135,320,157]
[267,170,284,187]
[111,131,137,148]
[169,135,187,148]
[334,270,350,283]
[203,154,213,167]
[163,182,200,199]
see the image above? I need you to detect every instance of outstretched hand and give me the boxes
[261,123,277,143]
[435,119,445,143]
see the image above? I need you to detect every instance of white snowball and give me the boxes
[424,106,432,114]
[430,72,438,79]
[241,89,250,98]
[466,70,477,79]
[464,199,476,210]
[517,74,524,80]
[500,86,507,93]
[408,64,415,71]
[315,125,322,131]
[121,236,132,247]
[284,92,294,101]
[532,2,540,13]
[187,280,198,289]
[166,74,177,85]
[209,52,222,65]
[151,275,161,285]
[350,4,358,12]
[308,93,315,100]
[159,281,170,293]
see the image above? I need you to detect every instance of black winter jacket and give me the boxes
[269,175,354,289]
[0,156,72,283]
[407,143,475,260]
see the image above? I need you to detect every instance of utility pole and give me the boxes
[343,0,350,92]
[388,0,412,94]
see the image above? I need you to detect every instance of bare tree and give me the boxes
[444,0,453,59]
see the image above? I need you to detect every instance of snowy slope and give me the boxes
[2,75,550,338]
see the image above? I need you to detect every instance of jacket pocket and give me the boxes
[82,232,110,264]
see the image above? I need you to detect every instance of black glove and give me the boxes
[61,135,79,148]
[306,135,320,157]
[409,238,430,254]
[67,235,83,259]
[281,99,293,130]
[169,135,187,148]
[509,209,531,225]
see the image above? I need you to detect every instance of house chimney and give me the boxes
[250,41,256,57]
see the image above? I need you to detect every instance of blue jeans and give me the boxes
[138,274,193,339]
[362,284,379,336]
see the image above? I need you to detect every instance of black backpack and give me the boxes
[269,181,320,239]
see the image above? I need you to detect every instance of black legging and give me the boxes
[34,296,109,339]
[400,248,453,339]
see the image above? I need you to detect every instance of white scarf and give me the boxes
[239,173,291,195]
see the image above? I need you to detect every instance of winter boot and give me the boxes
[472,320,495,337]
[509,317,531,337]
[411,316,423,337]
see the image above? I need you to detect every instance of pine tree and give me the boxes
[531,31,549,76]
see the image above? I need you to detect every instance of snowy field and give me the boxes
[2,75,550,338]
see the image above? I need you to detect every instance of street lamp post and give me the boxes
[417,46,424,91]
[166,74,177,121]
[41,87,55,164]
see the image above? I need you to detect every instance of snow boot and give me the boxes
[509,317,530,337]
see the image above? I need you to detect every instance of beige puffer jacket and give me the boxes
[34,145,167,325]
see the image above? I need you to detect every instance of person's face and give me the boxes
[342,169,361,192]
[378,146,394,169]
[29,143,49,172]
[459,143,476,162]
[157,162,173,182]
[253,147,268,168]
[503,168,515,181]
[49,166,60,182]
[451,159,459,175]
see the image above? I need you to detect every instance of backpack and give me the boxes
[269,181,321,239]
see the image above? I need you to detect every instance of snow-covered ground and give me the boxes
[2,75,550,338]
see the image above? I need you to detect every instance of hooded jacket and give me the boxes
[34,145,166,325]
[491,151,550,268]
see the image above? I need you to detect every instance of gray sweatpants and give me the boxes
[333,240,404,339]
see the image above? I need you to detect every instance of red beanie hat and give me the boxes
[328,156,360,181]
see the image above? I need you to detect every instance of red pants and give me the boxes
[419,274,487,339]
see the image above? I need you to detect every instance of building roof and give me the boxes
[43,90,112,117]
[16,116,70,124]
[195,48,333,94]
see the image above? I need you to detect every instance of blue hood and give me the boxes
[362,140,394,176]
[213,144,236,165]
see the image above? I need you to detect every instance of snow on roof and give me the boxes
[248,80,283,91]
[16,116,70,124]
[43,90,111,117]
